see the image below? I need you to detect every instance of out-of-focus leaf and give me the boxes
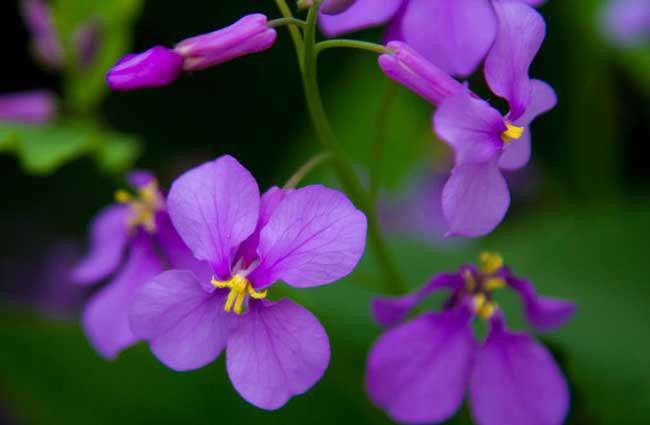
[52,0,144,111]
[0,122,141,175]
[0,122,93,174]
[95,132,141,174]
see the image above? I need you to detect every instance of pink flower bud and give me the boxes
[378,41,463,106]
[0,90,57,124]
[175,14,277,72]
[106,46,184,91]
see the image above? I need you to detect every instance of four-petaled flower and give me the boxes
[380,1,556,237]
[129,155,367,409]
[71,171,185,359]
[367,252,575,425]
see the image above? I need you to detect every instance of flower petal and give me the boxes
[442,161,510,237]
[0,90,57,124]
[168,155,260,279]
[249,185,367,289]
[236,186,286,268]
[82,234,163,359]
[366,308,475,423]
[507,276,576,331]
[130,269,232,371]
[226,299,330,410]
[498,128,531,170]
[372,272,464,327]
[106,46,184,91]
[434,90,506,166]
[470,316,570,425]
[321,0,358,15]
[397,0,497,76]
[71,205,129,285]
[484,1,546,121]
[318,0,403,37]
[514,79,557,127]
[155,213,214,290]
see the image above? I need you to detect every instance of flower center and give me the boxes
[501,122,524,144]
[464,252,507,319]
[210,274,268,315]
[115,182,163,233]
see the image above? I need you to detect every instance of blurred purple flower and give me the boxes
[380,2,555,237]
[0,91,57,124]
[367,252,575,425]
[378,168,448,241]
[73,19,103,69]
[20,0,64,69]
[129,155,367,409]
[321,0,544,77]
[107,14,277,90]
[601,0,650,45]
[71,171,181,359]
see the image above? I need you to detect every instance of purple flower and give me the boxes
[107,14,277,90]
[129,155,367,409]
[71,171,178,359]
[321,0,498,77]
[106,46,185,91]
[0,91,57,124]
[73,19,103,70]
[20,0,64,69]
[601,0,650,45]
[321,0,359,15]
[380,2,555,237]
[367,252,575,425]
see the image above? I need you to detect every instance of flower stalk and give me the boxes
[295,2,406,295]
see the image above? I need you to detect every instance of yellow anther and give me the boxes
[479,252,504,275]
[115,189,133,203]
[463,269,477,292]
[473,293,497,320]
[116,182,162,233]
[210,275,267,315]
[484,277,506,291]
[501,123,524,144]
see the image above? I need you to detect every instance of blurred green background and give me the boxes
[0,0,649,424]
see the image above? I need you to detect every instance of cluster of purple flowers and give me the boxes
[72,156,367,409]
[62,0,578,422]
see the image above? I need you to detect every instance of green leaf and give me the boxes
[0,122,141,175]
[51,0,144,111]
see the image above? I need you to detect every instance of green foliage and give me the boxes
[51,0,144,111]
[0,122,140,175]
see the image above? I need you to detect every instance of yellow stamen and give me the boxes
[484,277,506,291]
[501,123,524,144]
[211,275,268,315]
[463,269,477,292]
[115,182,162,233]
[473,293,497,320]
[479,252,504,275]
[115,189,133,203]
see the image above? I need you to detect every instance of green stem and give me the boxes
[369,82,397,201]
[267,17,307,29]
[301,4,406,295]
[284,152,331,189]
[316,39,391,55]
[274,0,305,69]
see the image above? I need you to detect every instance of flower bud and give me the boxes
[0,90,57,124]
[20,0,64,69]
[74,19,102,70]
[174,14,277,72]
[378,41,463,106]
[106,46,184,91]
